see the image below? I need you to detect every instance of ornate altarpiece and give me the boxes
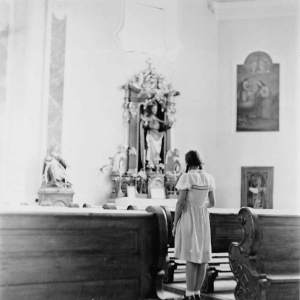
[109,61,182,198]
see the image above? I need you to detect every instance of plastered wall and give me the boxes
[215,16,300,209]
[0,0,299,210]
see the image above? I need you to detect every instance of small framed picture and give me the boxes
[127,186,137,198]
[149,187,166,199]
[241,166,274,209]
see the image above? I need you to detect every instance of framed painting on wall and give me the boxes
[241,167,274,209]
[236,51,279,131]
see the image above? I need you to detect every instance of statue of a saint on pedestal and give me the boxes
[140,101,171,172]
[38,145,74,207]
[42,145,72,188]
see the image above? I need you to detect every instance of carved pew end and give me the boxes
[229,207,300,300]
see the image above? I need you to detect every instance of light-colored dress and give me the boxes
[174,169,216,263]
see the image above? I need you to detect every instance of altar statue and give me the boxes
[140,101,171,171]
[42,145,72,188]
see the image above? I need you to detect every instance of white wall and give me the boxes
[175,0,218,173]
[215,15,300,210]
[61,0,218,206]
[1,0,299,210]
[0,0,47,205]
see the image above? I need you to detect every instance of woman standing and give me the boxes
[172,150,216,300]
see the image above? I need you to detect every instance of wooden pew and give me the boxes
[159,208,243,294]
[203,208,243,292]
[229,207,300,300]
[111,201,243,294]
[0,205,168,300]
[106,199,244,295]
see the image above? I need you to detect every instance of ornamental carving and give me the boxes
[104,59,182,198]
[229,208,268,300]
[128,59,176,109]
[166,103,177,126]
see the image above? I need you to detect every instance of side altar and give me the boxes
[108,61,182,199]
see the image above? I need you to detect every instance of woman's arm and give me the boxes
[172,190,188,236]
[206,189,216,208]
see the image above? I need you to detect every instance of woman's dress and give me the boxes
[174,169,216,263]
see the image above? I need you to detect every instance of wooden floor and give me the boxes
[161,268,236,300]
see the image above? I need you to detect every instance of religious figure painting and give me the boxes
[241,167,274,209]
[236,52,279,131]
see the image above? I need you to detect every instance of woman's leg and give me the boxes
[194,263,207,292]
[186,261,197,296]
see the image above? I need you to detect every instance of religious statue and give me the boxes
[140,100,171,171]
[42,145,72,188]
[106,59,181,198]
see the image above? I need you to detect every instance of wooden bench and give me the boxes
[0,205,168,300]
[229,207,300,300]
[90,201,243,295]
[163,208,243,293]
[109,202,243,294]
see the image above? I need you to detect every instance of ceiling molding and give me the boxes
[207,0,300,20]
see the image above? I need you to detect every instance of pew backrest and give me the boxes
[167,207,242,252]
[0,205,168,300]
[229,207,300,300]
[230,208,300,274]
[209,208,243,253]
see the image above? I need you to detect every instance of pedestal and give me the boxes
[37,187,75,207]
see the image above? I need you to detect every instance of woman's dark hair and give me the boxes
[185,150,203,173]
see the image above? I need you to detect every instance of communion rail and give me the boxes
[229,207,300,300]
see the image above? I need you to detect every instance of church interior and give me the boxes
[0,0,300,299]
